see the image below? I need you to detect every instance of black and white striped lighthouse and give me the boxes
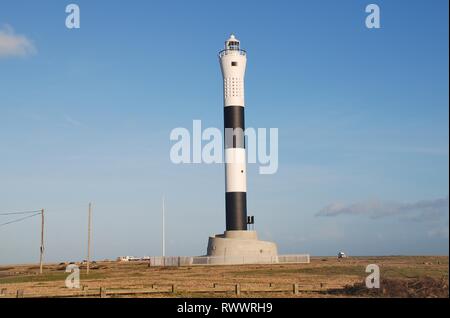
[219,34,248,231]
[205,34,278,262]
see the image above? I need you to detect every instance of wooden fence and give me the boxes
[0,282,346,298]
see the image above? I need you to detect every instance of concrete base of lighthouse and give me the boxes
[206,231,278,265]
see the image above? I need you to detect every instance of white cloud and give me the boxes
[0,24,36,58]
[428,224,449,239]
[316,197,449,221]
[64,114,82,126]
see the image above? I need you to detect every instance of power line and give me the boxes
[1,206,86,216]
[0,210,41,216]
[0,212,41,227]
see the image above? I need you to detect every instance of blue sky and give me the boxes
[0,0,448,264]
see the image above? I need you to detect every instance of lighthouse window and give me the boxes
[228,41,239,50]
[231,61,238,66]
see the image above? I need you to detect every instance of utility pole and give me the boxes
[39,209,44,274]
[162,197,166,257]
[87,202,92,275]
[162,196,165,258]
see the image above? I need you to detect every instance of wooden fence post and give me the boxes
[235,283,241,296]
[16,290,24,298]
[171,284,176,293]
[293,283,299,295]
[100,287,107,298]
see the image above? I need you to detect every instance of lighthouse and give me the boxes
[205,34,278,263]
[220,34,248,231]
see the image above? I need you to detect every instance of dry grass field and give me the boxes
[0,256,448,298]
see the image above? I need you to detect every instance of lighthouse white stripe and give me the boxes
[225,148,247,192]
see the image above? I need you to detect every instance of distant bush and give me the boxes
[335,276,449,298]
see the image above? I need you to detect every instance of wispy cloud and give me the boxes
[428,224,449,239]
[0,24,36,58]
[316,197,449,221]
[64,114,82,126]
[378,146,449,156]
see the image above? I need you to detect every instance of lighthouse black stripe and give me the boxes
[225,192,247,231]
[224,106,245,129]
[224,106,245,149]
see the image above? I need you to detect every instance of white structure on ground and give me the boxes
[148,254,310,267]
[117,256,145,262]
